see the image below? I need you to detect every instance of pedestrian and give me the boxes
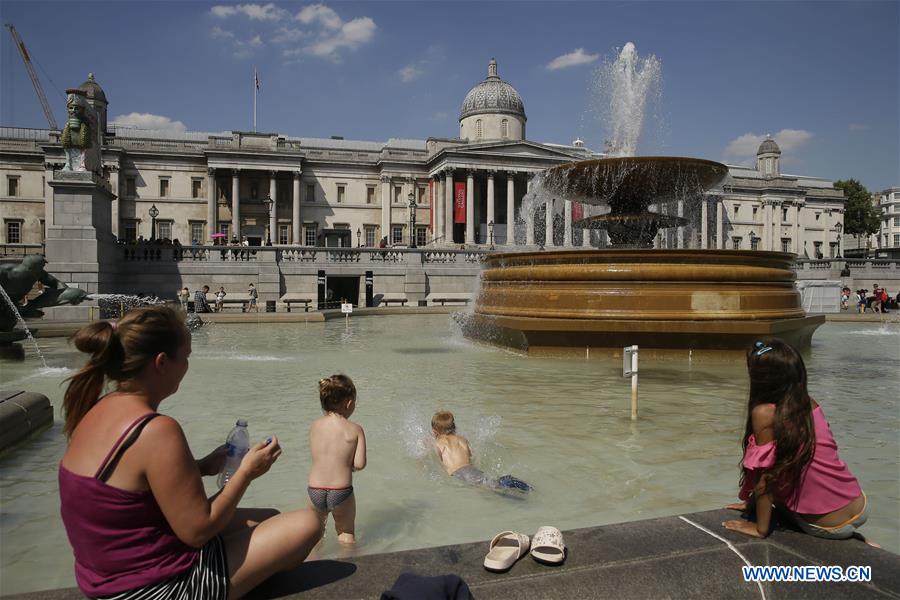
[193,285,212,313]
[215,286,227,312]
[248,283,259,312]
[178,287,190,312]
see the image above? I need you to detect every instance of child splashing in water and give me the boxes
[432,411,531,493]
[723,339,869,541]
[308,375,366,543]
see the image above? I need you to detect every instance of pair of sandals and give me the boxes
[483,526,566,572]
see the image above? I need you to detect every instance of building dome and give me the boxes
[757,137,780,155]
[78,73,107,104]
[459,58,526,121]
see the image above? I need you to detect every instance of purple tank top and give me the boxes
[59,413,199,596]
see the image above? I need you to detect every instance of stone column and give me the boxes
[795,204,804,256]
[433,175,442,244]
[109,166,120,238]
[206,167,216,243]
[506,172,515,245]
[763,201,773,251]
[772,201,782,252]
[677,199,685,249]
[700,197,708,249]
[292,171,301,245]
[545,197,555,247]
[445,170,454,244]
[525,175,535,245]
[381,176,391,243]
[231,169,240,240]
[269,171,278,244]
[465,170,475,244]
[716,199,723,249]
[486,171,495,244]
[564,200,573,247]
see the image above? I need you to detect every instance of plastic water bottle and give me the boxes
[217,419,249,488]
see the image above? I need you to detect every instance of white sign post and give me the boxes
[623,345,639,420]
[341,302,352,326]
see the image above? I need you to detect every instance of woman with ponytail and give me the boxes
[59,305,321,599]
[723,338,868,540]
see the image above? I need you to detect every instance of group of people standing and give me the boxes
[177,284,259,313]
[843,283,896,313]
[56,305,871,599]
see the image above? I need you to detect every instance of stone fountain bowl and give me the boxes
[542,156,729,210]
[465,249,824,358]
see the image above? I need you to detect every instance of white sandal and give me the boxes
[483,531,530,572]
[530,526,566,564]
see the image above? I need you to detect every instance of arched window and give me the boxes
[501,119,508,139]
[475,119,483,140]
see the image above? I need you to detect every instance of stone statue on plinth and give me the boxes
[0,255,89,341]
[60,89,99,174]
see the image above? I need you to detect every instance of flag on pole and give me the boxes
[255,69,260,92]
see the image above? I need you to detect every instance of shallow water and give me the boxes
[1,316,898,594]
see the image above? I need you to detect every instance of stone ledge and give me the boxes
[8,509,898,599]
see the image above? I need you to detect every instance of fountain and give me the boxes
[465,43,824,357]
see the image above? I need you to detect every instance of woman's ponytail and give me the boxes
[63,321,123,437]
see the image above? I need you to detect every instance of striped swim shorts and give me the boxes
[96,535,229,600]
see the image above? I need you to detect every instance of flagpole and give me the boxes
[253,68,257,132]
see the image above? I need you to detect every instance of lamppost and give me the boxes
[356,227,361,247]
[749,231,758,251]
[263,195,273,245]
[148,204,159,240]
[407,191,417,248]
[834,222,843,258]
[488,220,494,249]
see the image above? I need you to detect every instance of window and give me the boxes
[418,186,427,205]
[732,237,742,250]
[5,220,22,243]
[159,178,169,198]
[278,224,290,245]
[304,223,317,246]
[750,237,759,251]
[829,242,838,258]
[190,222,204,244]
[782,207,789,221]
[366,186,375,205]
[157,221,173,240]
[394,186,402,203]
[7,176,20,197]
[365,225,376,247]
[416,226,427,247]
[501,119,508,139]
[392,225,403,245]
[191,178,202,199]
[894,217,900,226]
[123,220,138,242]
[894,234,900,246]
[813,241,823,258]
[475,119,483,140]
[126,177,136,197]
[306,184,315,203]
[781,238,791,253]
[39,219,45,243]
[219,223,230,239]
[337,184,345,204]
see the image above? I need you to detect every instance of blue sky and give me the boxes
[1,1,897,190]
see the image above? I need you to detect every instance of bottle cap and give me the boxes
[236,419,248,427]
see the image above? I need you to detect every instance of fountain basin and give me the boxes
[467,249,825,357]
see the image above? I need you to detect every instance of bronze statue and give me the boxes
[0,255,89,337]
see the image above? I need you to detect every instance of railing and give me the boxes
[794,258,900,274]
[0,243,44,257]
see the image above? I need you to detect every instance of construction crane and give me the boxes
[5,23,59,130]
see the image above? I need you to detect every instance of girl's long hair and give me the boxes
[740,338,816,502]
[63,305,186,437]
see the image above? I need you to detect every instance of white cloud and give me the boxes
[210,3,288,20]
[304,16,375,60]
[211,26,235,39]
[428,110,450,121]
[723,129,814,164]
[111,113,187,133]
[296,3,342,29]
[546,48,600,70]
[399,63,423,83]
[848,123,869,132]
[211,26,264,58]
[272,27,306,44]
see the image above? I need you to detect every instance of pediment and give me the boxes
[450,140,584,160]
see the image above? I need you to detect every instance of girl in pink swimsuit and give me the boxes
[723,339,868,540]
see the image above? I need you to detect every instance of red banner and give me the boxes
[572,202,584,222]
[454,182,466,224]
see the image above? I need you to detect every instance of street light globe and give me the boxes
[148,204,159,218]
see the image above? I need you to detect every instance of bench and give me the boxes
[380,298,408,307]
[284,298,313,312]
[431,298,471,306]
[216,299,251,312]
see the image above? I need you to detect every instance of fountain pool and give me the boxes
[0,315,897,594]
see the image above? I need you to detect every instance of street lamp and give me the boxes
[357,227,361,247]
[263,195,273,245]
[834,222,843,258]
[488,220,494,249]
[408,191,417,248]
[148,204,159,240]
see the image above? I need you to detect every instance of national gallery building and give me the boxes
[1,59,845,257]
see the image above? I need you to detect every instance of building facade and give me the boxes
[2,62,845,255]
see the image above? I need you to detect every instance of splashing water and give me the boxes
[0,283,48,368]
[592,42,662,157]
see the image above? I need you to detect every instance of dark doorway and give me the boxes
[326,276,360,308]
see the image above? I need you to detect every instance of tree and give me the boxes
[835,179,880,255]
